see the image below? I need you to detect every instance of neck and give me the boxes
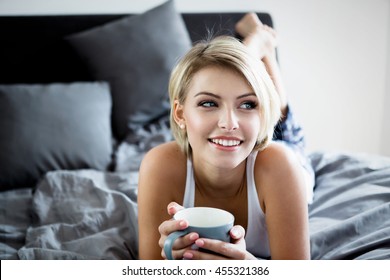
[192,157,247,199]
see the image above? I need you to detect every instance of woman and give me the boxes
[138,13,314,260]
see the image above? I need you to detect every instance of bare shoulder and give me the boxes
[139,141,187,201]
[255,142,301,173]
[141,141,186,172]
[141,141,187,175]
[254,142,307,210]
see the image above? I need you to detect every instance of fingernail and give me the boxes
[195,239,204,247]
[231,228,239,236]
[179,220,187,228]
[183,252,193,259]
[189,233,198,241]
[168,206,176,214]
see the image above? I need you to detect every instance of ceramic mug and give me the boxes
[163,207,234,260]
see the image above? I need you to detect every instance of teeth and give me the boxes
[211,139,241,147]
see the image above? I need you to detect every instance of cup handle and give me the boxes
[163,230,188,260]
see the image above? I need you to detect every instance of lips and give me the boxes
[209,138,242,147]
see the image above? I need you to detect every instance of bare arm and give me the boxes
[138,146,172,259]
[138,142,197,260]
[256,143,310,259]
[138,142,184,259]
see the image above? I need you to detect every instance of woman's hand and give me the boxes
[182,225,257,260]
[158,202,200,259]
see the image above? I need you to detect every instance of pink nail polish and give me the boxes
[190,233,197,241]
[183,252,193,259]
[195,239,204,247]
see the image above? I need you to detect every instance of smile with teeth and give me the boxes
[210,138,242,147]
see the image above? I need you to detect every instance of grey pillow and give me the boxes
[66,0,192,140]
[0,82,113,190]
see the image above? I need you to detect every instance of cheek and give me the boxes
[245,116,261,140]
[184,112,209,144]
[186,113,203,130]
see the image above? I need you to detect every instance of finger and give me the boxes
[171,232,199,250]
[183,249,227,260]
[161,232,200,259]
[158,219,188,235]
[194,238,247,260]
[158,219,189,249]
[162,245,191,260]
[229,225,246,243]
[167,202,185,216]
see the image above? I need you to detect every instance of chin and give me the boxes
[208,150,250,168]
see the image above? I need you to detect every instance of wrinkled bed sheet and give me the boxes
[0,188,33,259]
[2,170,139,260]
[309,151,390,259]
[1,149,390,259]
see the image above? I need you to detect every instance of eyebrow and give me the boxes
[194,92,257,99]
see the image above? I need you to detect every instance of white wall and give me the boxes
[1,0,389,156]
[382,1,390,156]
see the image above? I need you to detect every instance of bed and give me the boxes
[1,0,389,260]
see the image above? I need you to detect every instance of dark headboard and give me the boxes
[0,13,272,84]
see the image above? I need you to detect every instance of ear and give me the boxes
[173,100,185,125]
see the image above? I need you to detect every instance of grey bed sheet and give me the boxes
[1,148,390,259]
[1,170,139,260]
[0,188,33,259]
[309,151,390,259]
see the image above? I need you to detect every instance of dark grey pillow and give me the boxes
[66,0,192,140]
[0,82,113,190]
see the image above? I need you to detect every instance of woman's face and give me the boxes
[177,65,261,169]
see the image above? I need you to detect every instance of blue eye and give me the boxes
[240,101,257,110]
[199,101,217,107]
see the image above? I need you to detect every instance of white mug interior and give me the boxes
[174,207,234,227]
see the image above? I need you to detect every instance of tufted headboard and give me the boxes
[0,13,272,84]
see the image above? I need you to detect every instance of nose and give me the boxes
[218,108,239,131]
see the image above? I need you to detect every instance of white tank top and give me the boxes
[182,151,271,259]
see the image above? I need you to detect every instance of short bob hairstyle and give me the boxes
[169,36,281,157]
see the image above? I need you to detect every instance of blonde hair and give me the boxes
[169,36,281,157]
